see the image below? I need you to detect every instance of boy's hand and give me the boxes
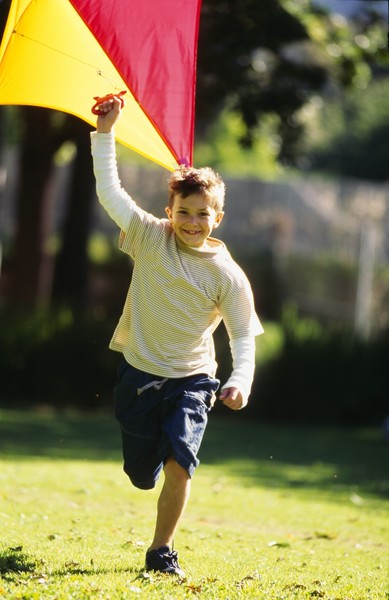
[219,387,247,411]
[95,96,123,133]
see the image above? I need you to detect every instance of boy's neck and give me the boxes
[175,235,224,256]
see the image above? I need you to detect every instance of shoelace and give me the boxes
[163,549,179,568]
[154,546,178,562]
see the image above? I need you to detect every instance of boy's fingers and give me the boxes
[220,387,238,400]
[95,96,123,132]
[102,98,118,112]
[220,387,244,410]
[95,96,122,116]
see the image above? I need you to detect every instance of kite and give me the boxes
[0,0,202,170]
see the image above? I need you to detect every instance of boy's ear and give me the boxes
[165,206,172,220]
[213,211,224,229]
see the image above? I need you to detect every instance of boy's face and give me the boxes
[165,193,224,249]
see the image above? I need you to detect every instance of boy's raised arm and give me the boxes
[91,95,133,232]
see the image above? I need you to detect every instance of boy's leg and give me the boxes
[149,457,191,551]
[147,374,219,551]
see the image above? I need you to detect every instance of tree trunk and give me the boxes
[51,118,95,314]
[10,107,56,311]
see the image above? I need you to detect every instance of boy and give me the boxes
[91,97,263,577]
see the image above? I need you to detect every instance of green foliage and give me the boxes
[0,411,388,599]
[249,309,389,425]
[194,110,282,178]
[197,0,386,165]
[255,321,285,366]
[1,241,388,426]
[0,310,118,408]
[301,77,389,181]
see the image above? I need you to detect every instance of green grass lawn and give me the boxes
[0,409,388,599]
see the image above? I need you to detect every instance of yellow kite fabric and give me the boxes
[0,0,202,170]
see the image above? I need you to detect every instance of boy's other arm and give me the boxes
[218,272,262,411]
[219,335,256,411]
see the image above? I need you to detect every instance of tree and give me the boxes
[50,118,95,313]
[1,0,385,313]
[11,107,62,310]
[301,77,389,181]
[197,0,324,162]
[196,0,386,163]
[0,2,96,314]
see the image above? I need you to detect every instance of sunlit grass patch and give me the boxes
[0,410,388,599]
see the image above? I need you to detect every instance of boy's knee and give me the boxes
[125,470,156,490]
[164,457,190,482]
[123,462,162,490]
[131,479,156,490]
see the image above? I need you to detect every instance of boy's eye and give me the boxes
[176,208,210,217]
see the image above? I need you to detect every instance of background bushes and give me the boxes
[0,310,118,409]
[1,307,387,426]
[247,312,389,426]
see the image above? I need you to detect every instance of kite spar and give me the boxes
[0,0,202,170]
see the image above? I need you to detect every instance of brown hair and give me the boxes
[168,165,225,212]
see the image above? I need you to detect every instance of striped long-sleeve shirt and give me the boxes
[91,132,263,400]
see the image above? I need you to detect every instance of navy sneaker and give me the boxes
[145,545,185,577]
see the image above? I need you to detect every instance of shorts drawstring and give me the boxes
[137,378,168,396]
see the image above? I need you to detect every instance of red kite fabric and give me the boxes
[0,0,202,169]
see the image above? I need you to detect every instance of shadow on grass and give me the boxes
[0,545,140,582]
[0,408,388,499]
[201,413,389,499]
[0,546,38,579]
[0,408,120,462]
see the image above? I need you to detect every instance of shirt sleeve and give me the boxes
[90,131,134,231]
[221,335,257,402]
[218,267,263,402]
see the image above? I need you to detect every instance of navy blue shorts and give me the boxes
[114,361,220,490]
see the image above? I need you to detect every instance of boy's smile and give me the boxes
[165,194,224,249]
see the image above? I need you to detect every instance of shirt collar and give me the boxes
[175,235,225,258]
